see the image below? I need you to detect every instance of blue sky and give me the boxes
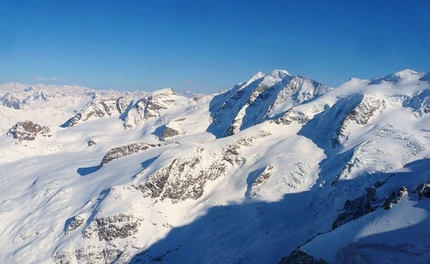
[0,0,429,93]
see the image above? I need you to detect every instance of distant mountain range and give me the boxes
[1,69,430,263]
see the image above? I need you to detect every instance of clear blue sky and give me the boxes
[1,0,429,93]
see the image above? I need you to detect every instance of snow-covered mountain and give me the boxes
[1,69,430,263]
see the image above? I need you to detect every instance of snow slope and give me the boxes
[0,69,430,263]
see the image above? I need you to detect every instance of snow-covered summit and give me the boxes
[269,69,291,78]
[370,69,426,85]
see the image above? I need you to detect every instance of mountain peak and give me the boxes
[269,70,291,79]
[245,71,266,84]
[370,69,425,85]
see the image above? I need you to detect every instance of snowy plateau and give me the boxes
[1,69,430,264]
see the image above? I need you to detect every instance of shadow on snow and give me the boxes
[128,157,430,264]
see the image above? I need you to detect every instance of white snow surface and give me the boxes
[1,70,430,263]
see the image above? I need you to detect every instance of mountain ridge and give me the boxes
[1,69,430,263]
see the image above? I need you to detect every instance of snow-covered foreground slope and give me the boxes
[1,69,430,263]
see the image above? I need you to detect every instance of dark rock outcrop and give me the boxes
[61,113,82,127]
[279,249,328,264]
[271,109,310,125]
[83,213,144,242]
[403,89,430,116]
[64,215,85,236]
[98,142,163,168]
[252,165,274,187]
[116,96,132,114]
[222,130,272,165]
[332,96,383,147]
[87,139,97,147]
[62,97,133,127]
[161,126,180,140]
[332,187,377,230]
[417,183,430,199]
[8,121,51,141]
[208,71,330,137]
[345,96,384,125]
[383,186,408,209]
[134,131,271,202]
[135,156,228,203]
[123,89,176,129]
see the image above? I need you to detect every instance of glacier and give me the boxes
[0,69,430,263]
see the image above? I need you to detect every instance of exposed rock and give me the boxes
[208,72,330,137]
[158,117,189,140]
[64,215,85,236]
[75,247,125,264]
[55,246,127,264]
[383,186,408,210]
[0,92,22,109]
[62,97,132,127]
[161,126,180,140]
[87,139,97,147]
[98,142,163,168]
[346,97,384,125]
[64,113,82,127]
[416,183,430,199]
[123,89,176,129]
[279,249,328,264]
[82,99,118,121]
[332,187,377,230]
[222,142,241,165]
[332,96,383,147]
[134,132,271,202]
[222,131,272,165]
[246,165,275,198]
[271,109,310,125]
[135,156,228,202]
[252,165,274,187]
[271,75,330,108]
[116,96,132,114]
[403,90,430,117]
[53,251,74,264]
[132,245,181,263]
[83,213,144,242]
[8,121,51,141]
[137,158,178,199]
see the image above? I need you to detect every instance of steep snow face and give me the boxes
[207,71,331,137]
[1,70,430,264]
